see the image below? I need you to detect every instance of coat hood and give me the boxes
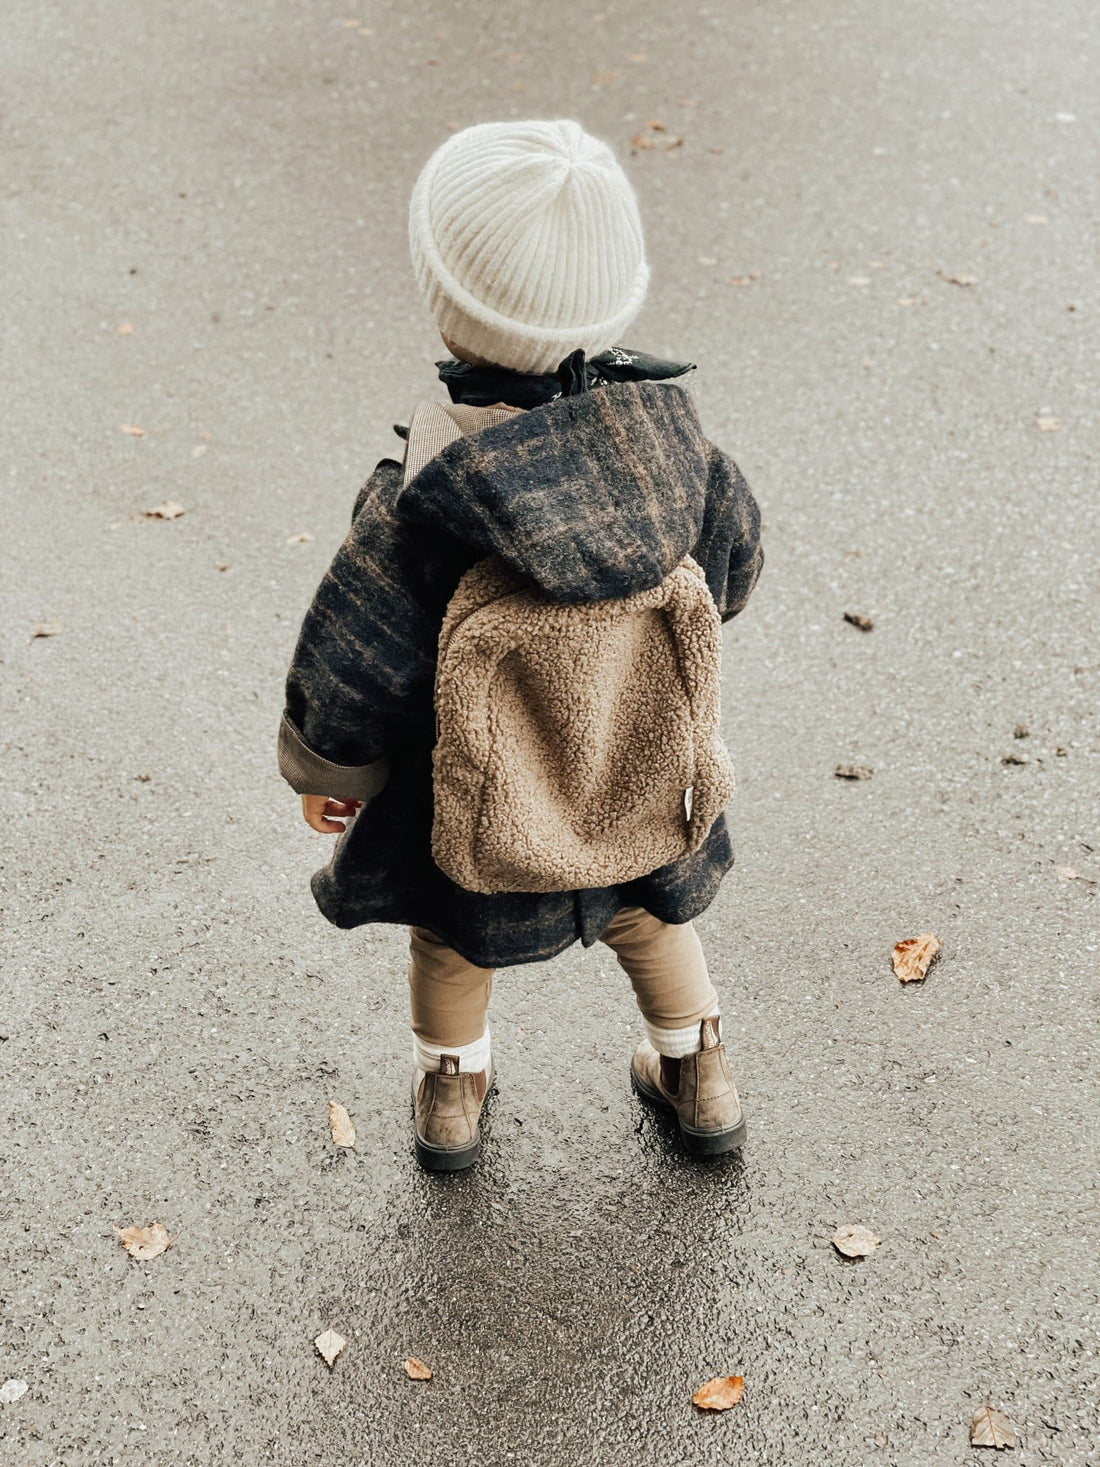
[399,381,710,602]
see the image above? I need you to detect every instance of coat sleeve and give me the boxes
[692,443,764,623]
[277,457,451,798]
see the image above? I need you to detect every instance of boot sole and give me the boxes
[631,1067,747,1157]
[412,1064,494,1174]
[414,1134,481,1172]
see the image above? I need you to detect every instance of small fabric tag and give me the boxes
[684,786,694,822]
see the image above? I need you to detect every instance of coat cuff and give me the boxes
[277,714,390,801]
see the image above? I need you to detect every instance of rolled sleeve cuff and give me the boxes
[277,713,390,801]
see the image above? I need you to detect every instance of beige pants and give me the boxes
[408,906,719,1050]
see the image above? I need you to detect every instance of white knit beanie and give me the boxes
[409,119,649,375]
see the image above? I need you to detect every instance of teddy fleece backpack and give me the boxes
[404,400,736,897]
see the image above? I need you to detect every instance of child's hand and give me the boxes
[301,795,361,833]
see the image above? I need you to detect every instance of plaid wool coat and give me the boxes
[279,379,762,968]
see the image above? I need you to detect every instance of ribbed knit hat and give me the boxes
[409,119,649,375]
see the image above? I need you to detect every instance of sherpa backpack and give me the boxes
[403,400,736,897]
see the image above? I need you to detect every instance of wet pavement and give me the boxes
[2,0,1097,1463]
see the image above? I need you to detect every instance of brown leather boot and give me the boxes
[630,1016,746,1156]
[412,1054,493,1172]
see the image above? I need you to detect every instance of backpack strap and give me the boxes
[402,400,524,487]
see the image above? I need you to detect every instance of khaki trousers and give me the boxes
[408,906,719,1049]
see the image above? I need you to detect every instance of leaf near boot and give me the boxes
[969,1404,1015,1449]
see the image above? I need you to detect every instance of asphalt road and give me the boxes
[2,1,1097,1464]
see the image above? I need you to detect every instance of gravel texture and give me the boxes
[2,1,1097,1463]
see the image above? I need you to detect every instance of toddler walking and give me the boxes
[278,119,762,1170]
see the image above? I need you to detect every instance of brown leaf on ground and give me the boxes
[692,1375,744,1410]
[120,424,145,436]
[1055,865,1096,884]
[117,322,134,335]
[969,1404,1015,1449]
[328,1101,356,1149]
[30,619,64,639]
[314,1328,347,1368]
[405,1356,433,1381]
[832,1224,880,1258]
[891,933,942,983]
[937,270,977,287]
[1013,723,1029,739]
[835,763,873,781]
[1036,415,1061,431]
[631,121,683,154]
[844,611,874,631]
[115,1221,171,1260]
[286,531,314,544]
[144,500,186,520]
[1002,750,1029,765]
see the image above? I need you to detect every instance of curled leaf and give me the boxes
[1036,415,1061,432]
[405,1356,433,1381]
[832,1224,880,1258]
[844,612,874,631]
[969,1404,1015,1449]
[286,532,314,544]
[891,933,941,983]
[315,1328,347,1368]
[144,501,186,520]
[120,423,145,436]
[115,1221,171,1260]
[692,1374,744,1410]
[835,763,873,781]
[30,619,63,639]
[328,1101,356,1149]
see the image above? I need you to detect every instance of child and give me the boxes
[278,119,762,1171]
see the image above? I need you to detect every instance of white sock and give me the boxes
[645,1007,721,1059]
[413,1026,492,1075]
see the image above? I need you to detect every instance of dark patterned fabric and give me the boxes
[282,380,763,968]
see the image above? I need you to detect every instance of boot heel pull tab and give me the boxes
[439,1054,460,1076]
[700,1016,722,1050]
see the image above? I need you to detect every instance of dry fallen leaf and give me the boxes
[727,270,763,287]
[835,763,873,781]
[692,1375,744,1410]
[891,933,942,983]
[30,619,63,639]
[115,1221,171,1260]
[969,1404,1015,1450]
[286,531,314,544]
[144,500,186,520]
[405,1357,433,1381]
[844,612,874,631]
[937,270,977,287]
[314,1328,347,1368]
[1002,750,1029,765]
[328,1101,356,1149]
[1036,415,1061,431]
[0,1379,29,1404]
[832,1224,880,1258]
[1053,865,1079,880]
[117,322,134,336]
[120,424,145,436]
[1013,723,1029,739]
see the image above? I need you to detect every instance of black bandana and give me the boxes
[435,347,696,410]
